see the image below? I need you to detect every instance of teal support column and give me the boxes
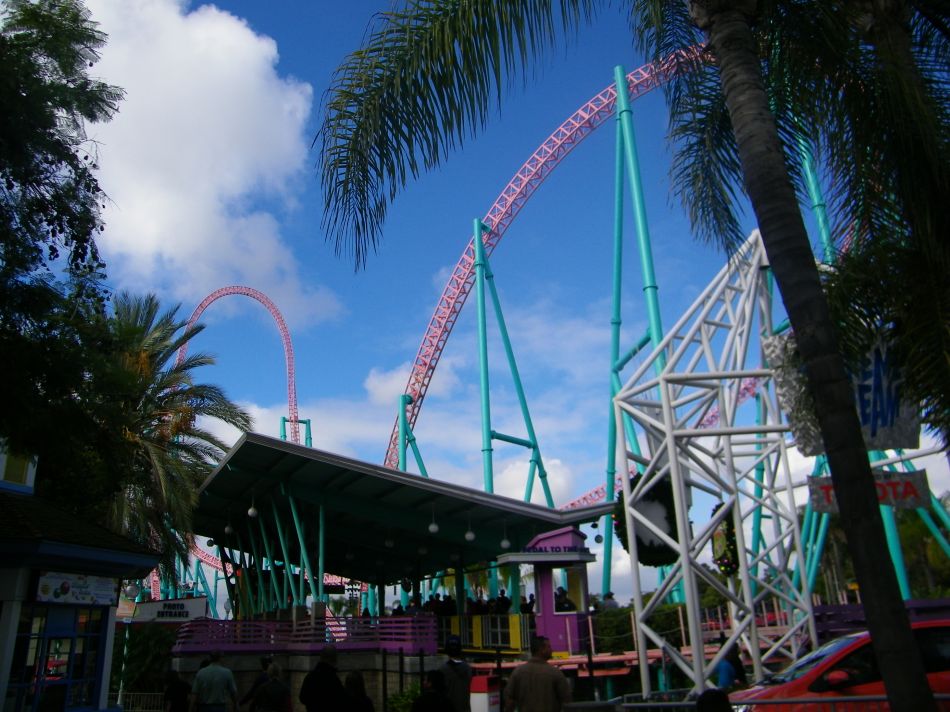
[257,518,281,609]
[244,519,267,611]
[235,531,258,615]
[603,117,626,596]
[279,417,287,441]
[286,490,320,603]
[918,508,950,559]
[880,503,911,599]
[270,498,299,606]
[806,513,830,594]
[930,492,950,531]
[507,565,521,605]
[798,139,834,263]
[194,563,217,617]
[614,65,665,371]
[318,504,326,602]
[484,261,553,507]
[399,394,411,472]
[615,64,679,603]
[473,218,494,492]
[871,452,911,599]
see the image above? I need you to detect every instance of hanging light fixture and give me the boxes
[384,537,395,549]
[428,508,439,534]
[464,514,475,542]
[500,521,510,550]
[224,523,234,535]
[123,582,141,599]
[247,495,258,518]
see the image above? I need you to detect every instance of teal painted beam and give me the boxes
[244,519,267,610]
[398,394,411,472]
[286,490,320,603]
[603,117,626,596]
[473,218,494,492]
[614,65,665,374]
[615,332,653,373]
[270,497,299,606]
[483,257,553,507]
[258,517,282,608]
[798,138,834,264]
[235,530,258,615]
[492,431,534,449]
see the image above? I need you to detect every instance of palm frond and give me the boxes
[319,0,602,267]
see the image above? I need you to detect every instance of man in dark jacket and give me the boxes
[439,636,471,712]
[298,646,346,712]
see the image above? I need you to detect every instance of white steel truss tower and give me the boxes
[613,231,818,694]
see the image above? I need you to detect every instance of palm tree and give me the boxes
[109,292,251,578]
[318,2,942,707]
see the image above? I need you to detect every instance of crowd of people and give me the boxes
[167,634,581,712]
[385,588,544,617]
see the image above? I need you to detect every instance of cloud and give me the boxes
[84,0,338,326]
[364,356,466,407]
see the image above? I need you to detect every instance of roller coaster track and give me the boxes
[383,50,700,470]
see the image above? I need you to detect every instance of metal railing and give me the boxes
[171,616,438,655]
[108,692,164,712]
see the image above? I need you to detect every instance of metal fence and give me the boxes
[107,692,164,712]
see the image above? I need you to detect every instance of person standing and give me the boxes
[191,651,238,712]
[250,663,291,712]
[601,592,619,610]
[410,670,453,712]
[164,671,191,712]
[343,671,375,712]
[439,636,471,712]
[240,658,272,708]
[299,646,347,712]
[503,636,571,712]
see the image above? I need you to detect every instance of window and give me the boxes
[916,626,950,673]
[5,605,108,712]
[830,641,881,686]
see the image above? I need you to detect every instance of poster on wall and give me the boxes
[36,572,118,606]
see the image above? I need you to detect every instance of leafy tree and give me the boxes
[318,2,944,707]
[0,0,121,465]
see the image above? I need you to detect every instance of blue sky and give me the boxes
[82,1,948,601]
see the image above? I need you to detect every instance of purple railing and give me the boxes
[171,616,438,655]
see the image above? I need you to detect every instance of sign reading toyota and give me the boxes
[809,469,930,513]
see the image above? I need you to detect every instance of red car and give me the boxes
[730,620,950,711]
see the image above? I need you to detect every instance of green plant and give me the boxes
[386,683,420,712]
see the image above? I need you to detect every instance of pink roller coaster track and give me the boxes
[383,51,697,471]
[176,285,299,443]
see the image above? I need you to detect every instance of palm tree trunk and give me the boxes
[690,2,935,709]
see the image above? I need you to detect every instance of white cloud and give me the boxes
[85,0,338,326]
